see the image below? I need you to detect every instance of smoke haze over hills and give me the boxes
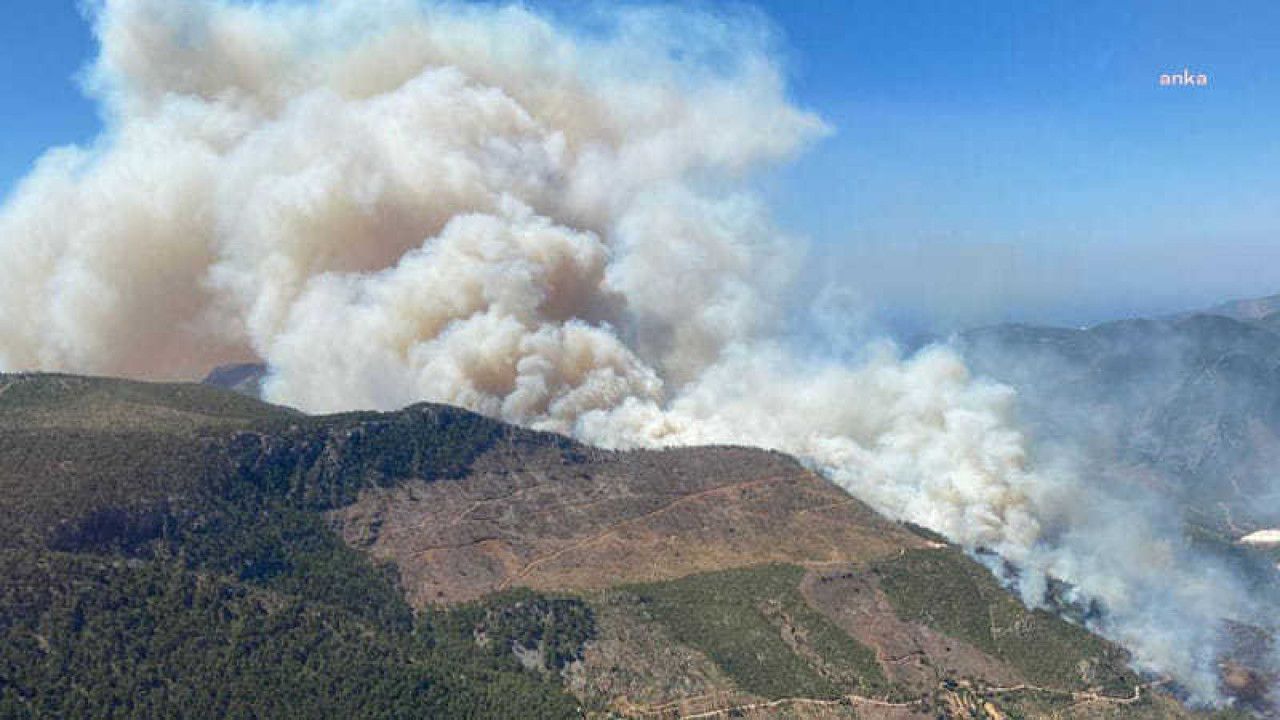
[0,0,1275,707]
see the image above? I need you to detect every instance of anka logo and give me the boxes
[1159,67,1209,87]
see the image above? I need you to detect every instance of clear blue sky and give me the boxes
[0,2,100,193]
[3,1,1278,330]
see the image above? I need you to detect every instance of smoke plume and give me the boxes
[0,0,1269,704]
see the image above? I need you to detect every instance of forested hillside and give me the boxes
[0,373,1248,719]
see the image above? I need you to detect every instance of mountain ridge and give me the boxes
[0,371,1222,718]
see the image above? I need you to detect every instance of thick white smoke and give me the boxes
[0,0,1263,704]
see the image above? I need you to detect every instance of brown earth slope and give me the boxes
[330,444,929,605]
[0,372,1243,719]
[324,423,1221,719]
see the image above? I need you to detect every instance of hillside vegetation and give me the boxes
[0,372,1241,719]
[0,373,587,718]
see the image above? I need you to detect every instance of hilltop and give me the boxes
[0,373,1243,718]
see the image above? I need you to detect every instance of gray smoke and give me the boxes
[0,0,1268,704]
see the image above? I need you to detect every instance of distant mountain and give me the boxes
[959,295,1280,538]
[1184,293,1280,322]
[0,372,1217,719]
[202,362,268,398]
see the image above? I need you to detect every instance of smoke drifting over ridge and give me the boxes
[0,0,1270,704]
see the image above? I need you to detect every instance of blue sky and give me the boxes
[0,2,100,192]
[2,1,1278,330]
[755,0,1280,329]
